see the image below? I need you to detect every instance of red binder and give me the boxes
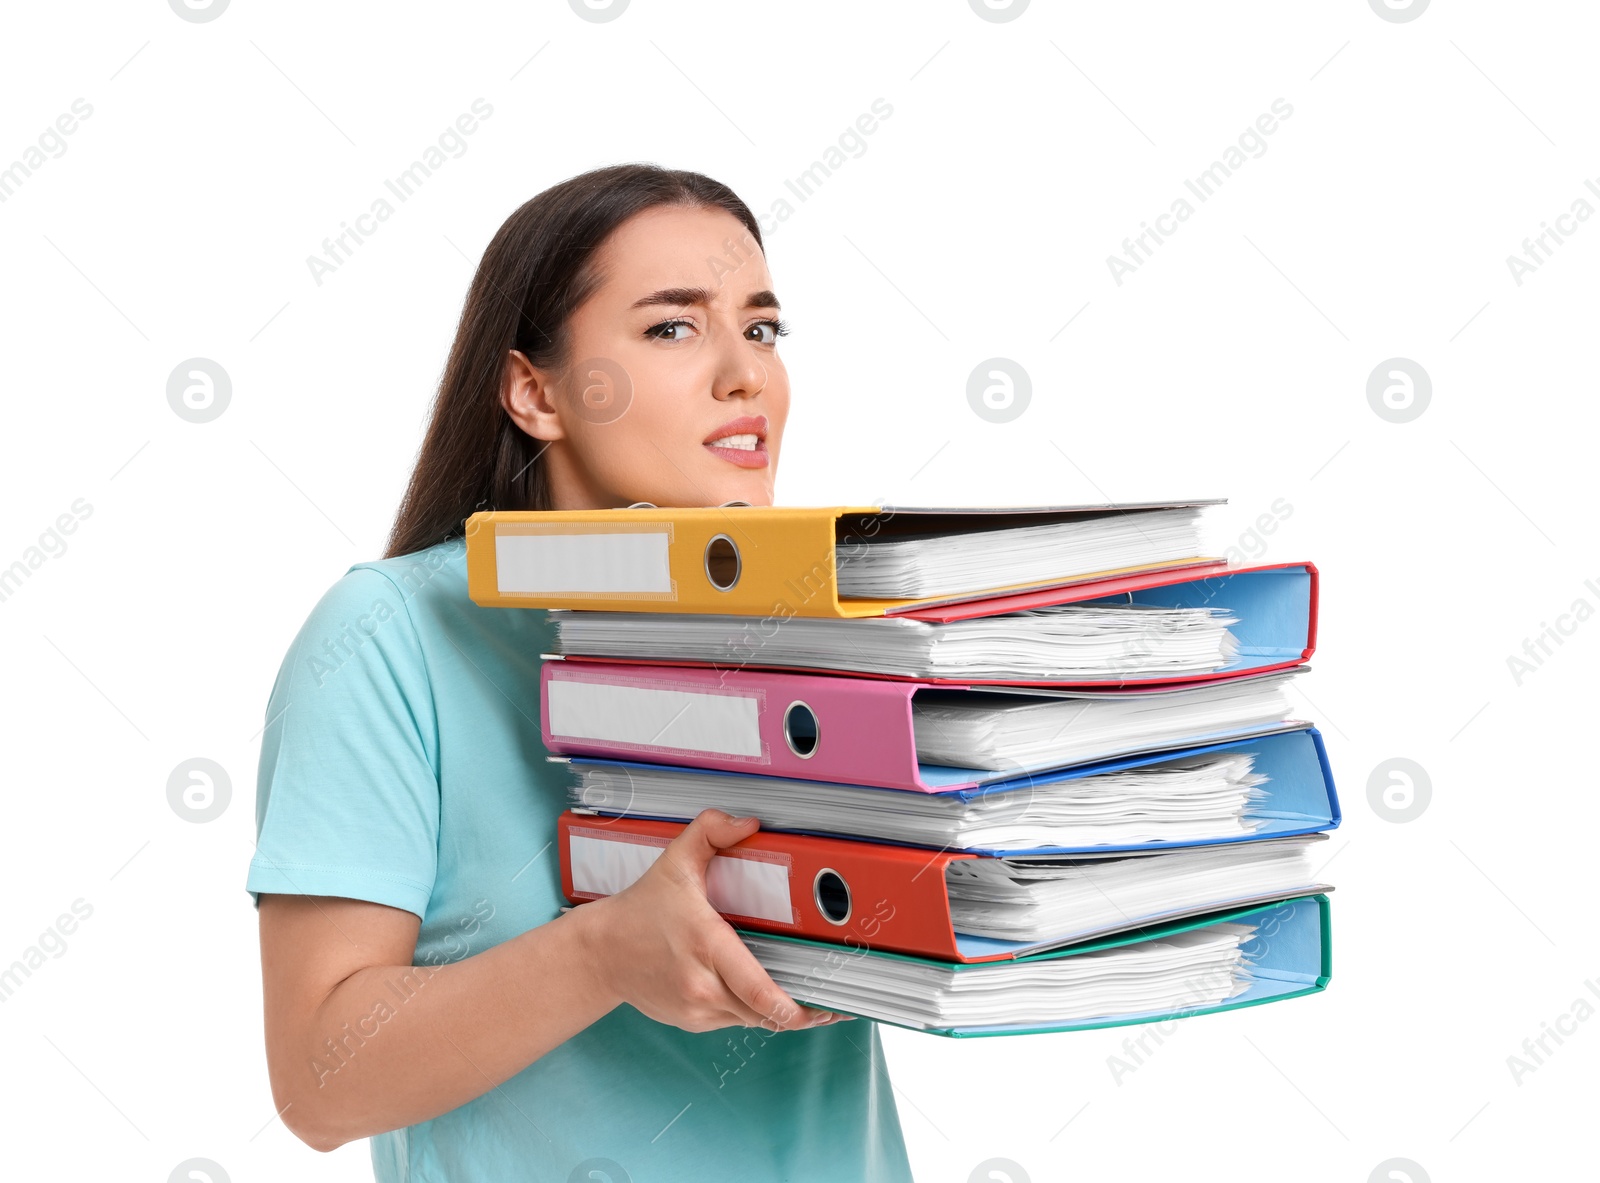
[555,810,1323,964]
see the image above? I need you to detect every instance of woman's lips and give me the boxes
[703,438,769,468]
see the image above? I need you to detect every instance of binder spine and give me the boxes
[464,507,867,617]
[541,661,929,790]
[555,811,967,960]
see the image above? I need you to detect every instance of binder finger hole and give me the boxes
[813,868,851,926]
[782,700,819,758]
[703,534,740,591]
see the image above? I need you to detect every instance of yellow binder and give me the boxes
[463,502,1222,619]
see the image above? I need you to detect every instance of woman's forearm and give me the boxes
[276,904,618,1152]
[265,812,838,1152]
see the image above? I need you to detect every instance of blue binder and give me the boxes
[563,724,1341,857]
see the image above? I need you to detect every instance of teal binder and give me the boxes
[739,893,1332,1038]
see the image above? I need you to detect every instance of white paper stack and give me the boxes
[552,601,1241,681]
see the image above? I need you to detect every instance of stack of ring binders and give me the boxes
[464,501,1337,1037]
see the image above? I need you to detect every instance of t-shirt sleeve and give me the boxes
[246,566,441,920]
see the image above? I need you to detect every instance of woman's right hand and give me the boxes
[575,809,854,1033]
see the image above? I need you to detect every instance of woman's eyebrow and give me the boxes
[630,286,781,311]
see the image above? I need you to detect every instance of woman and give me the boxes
[248,164,914,1181]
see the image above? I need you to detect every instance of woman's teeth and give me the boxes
[708,434,759,451]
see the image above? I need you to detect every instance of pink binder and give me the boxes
[540,658,1298,793]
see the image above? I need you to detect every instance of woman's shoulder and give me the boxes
[344,536,468,607]
[313,536,467,610]
[288,538,469,652]
[265,538,467,704]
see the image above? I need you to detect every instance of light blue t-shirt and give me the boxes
[247,537,913,1182]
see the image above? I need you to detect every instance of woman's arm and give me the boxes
[261,809,845,1152]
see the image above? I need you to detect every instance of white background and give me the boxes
[2,1,1595,1180]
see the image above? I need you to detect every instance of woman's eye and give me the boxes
[747,318,789,345]
[646,318,694,341]
[646,316,788,343]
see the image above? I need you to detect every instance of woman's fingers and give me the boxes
[592,809,860,1034]
[707,930,836,1031]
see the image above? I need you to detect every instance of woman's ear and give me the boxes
[500,349,566,442]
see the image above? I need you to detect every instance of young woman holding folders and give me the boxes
[248,166,912,1181]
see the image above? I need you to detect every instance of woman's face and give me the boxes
[503,204,790,509]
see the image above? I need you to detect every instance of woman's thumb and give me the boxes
[659,813,758,890]
[651,810,757,895]
[680,808,760,864]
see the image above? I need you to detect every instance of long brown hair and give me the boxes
[383,163,765,559]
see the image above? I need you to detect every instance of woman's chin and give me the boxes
[689,460,774,507]
[722,475,775,507]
